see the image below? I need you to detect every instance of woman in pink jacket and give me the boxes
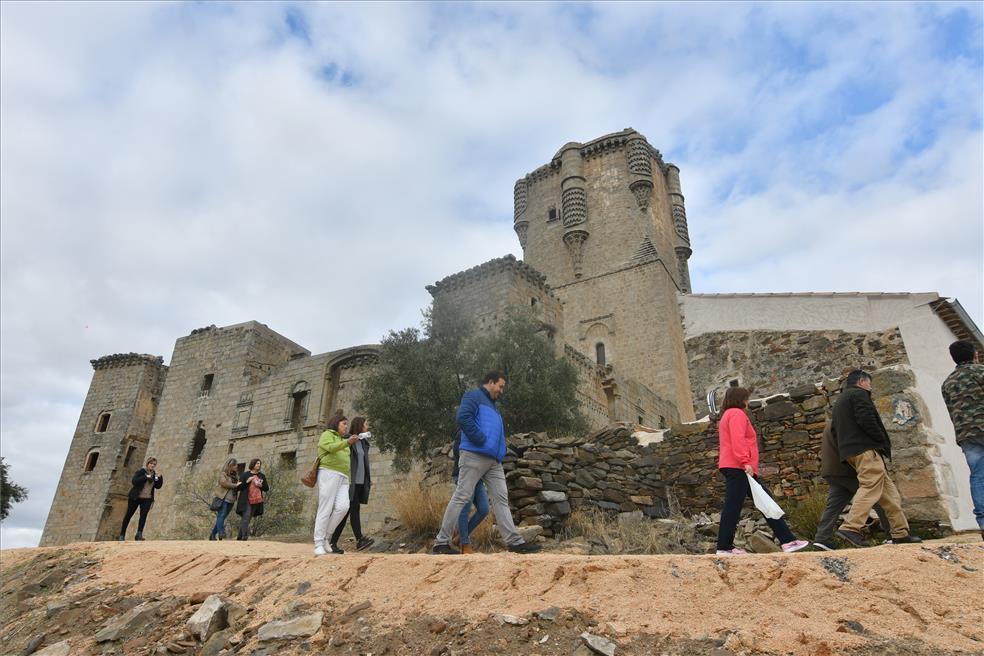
[716,386,809,555]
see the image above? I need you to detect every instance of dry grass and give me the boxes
[783,483,828,540]
[388,473,498,551]
[562,506,707,554]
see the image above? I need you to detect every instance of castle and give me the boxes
[41,129,983,545]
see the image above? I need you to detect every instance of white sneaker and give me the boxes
[782,539,810,553]
[313,544,327,556]
[715,548,748,555]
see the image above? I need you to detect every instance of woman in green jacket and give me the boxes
[313,412,360,555]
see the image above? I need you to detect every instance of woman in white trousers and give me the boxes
[313,412,360,555]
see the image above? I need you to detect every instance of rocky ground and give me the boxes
[1,540,982,656]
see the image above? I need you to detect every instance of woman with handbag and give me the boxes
[236,458,269,541]
[715,386,809,555]
[210,457,241,541]
[313,412,360,555]
[329,416,375,553]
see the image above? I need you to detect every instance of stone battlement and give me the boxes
[90,353,165,370]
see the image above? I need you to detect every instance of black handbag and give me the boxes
[209,496,224,512]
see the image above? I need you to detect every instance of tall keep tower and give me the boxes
[40,353,167,545]
[513,129,695,420]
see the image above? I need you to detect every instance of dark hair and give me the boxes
[248,458,261,470]
[482,370,505,385]
[845,370,871,387]
[721,386,751,411]
[327,411,348,432]
[145,457,157,466]
[350,416,367,435]
[949,340,976,365]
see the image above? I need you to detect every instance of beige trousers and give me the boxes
[840,449,909,537]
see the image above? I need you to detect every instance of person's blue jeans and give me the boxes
[211,500,233,538]
[960,441,984,530]
[453,478,489,545]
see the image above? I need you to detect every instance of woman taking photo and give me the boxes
[716,386,809,555]
[210,457,241,541]
[118,457,163,541]
[313,412,360,555]
[236,458,269,541]
[329,416,375,553]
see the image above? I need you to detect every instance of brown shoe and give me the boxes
[461,544,475,554]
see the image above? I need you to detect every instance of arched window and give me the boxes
[595,342,606,366]
[285,381,310,428]
[83,449,100,472]
[95,412,111,433]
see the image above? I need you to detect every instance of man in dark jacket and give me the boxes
[813,424,890,550]
[118,457,163,541]
[432,371,540,555]
[832,370,920,546]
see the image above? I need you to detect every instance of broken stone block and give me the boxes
[94,601,162,642]
[580,632,617,656]
[257,612,324,641]
[746,532,781,553]
[32,641,71,656]
[186,595,228,642]
[492,613,528,626]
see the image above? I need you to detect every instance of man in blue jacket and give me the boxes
[432,371,541,554]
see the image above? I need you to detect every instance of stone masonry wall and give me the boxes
[686,328,909,417]
[422,364,950,537]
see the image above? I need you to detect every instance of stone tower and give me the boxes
[40,353,167,545]
[513,128,695,420]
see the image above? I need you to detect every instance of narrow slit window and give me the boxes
[280,451,297,470]
[188,423,207,462]
[200,374,214,398]
[548,206,557,221]
[595,343,606,366]
[123,444,137,467]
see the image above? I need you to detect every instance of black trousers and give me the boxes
[717,468,796,550]
[814,479,891,544]
[120,498,153,536]
[330,485,366,545]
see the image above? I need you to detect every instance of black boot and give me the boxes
[117,534,125,542]
[135,532,144,541]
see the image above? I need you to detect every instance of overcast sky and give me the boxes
[1,2,981,549]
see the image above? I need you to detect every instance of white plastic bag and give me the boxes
[747,474,785,520]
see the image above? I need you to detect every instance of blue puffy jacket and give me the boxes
[456,387,506,462]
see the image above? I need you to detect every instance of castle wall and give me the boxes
[40,355,167,545]
[685,327,909,417]
[680,292,978,531]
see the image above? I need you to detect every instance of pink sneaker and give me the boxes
[782,540,809,553]
[715,548,748,555]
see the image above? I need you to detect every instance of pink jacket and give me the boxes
[718,408,759,474]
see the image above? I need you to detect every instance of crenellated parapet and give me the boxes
[426,254,558,300]
[90,353,165,370]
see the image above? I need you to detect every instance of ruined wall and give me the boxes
[686,328,909,417]
[422,365,953,536]
[514,129,695,420]
[41,355,167,545]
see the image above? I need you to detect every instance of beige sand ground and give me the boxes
[2,540,982,655]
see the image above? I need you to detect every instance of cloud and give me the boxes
[1,2,981,546]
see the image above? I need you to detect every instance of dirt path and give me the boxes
[2,540,982,655]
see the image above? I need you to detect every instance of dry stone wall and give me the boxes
[422,365,950,536]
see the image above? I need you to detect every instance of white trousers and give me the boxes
[314,468,350,546]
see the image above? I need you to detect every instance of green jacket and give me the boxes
[318,429,351,477]
[942,362,984,446]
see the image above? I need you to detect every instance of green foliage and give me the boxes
[356,302,585,470]
[470,310,587,438]
[171,465,308,539]
[0,457,28,521]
